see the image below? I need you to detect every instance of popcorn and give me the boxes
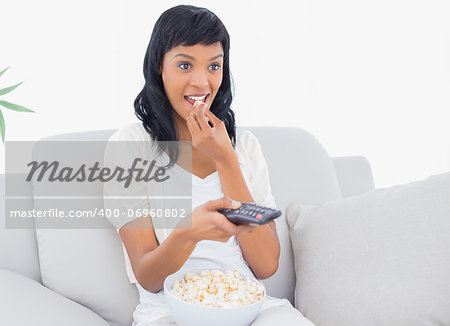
[170,269,264,308]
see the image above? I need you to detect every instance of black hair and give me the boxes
[134,5,235,169]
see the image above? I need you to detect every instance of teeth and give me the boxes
[186,94,207,101]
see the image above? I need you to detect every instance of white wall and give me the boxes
[1,0,449,188]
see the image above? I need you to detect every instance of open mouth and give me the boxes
[184,93,210,107]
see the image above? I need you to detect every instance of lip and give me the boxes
[184,92,209,97]
[184,93,210,108]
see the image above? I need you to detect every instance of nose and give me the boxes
[189,69,209,89]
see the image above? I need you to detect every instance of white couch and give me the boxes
[0,126,375,326]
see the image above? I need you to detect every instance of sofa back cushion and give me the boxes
[245,127,342,303]
[287,172,450,326]
[33,130,138,326]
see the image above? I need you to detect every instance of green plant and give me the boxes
[0,66,34,143]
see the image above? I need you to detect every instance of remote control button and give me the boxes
[256,214,262,220]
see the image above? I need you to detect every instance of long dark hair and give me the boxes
[134,5,236,168]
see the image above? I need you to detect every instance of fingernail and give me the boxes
[231,200,241,208]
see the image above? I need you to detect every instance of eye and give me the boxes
[210,63,221,71]
[178,62,191,70]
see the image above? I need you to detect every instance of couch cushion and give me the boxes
[34,228,139,326]
[246,127,342,303]
[286,172,450,326]
[0,268,110,326]
[0,174,42,283]
[32,131,139,326]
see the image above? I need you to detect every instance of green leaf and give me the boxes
[0,82,23,96]
[0,67,10,78]
[0,109,5,143]
[0,100,34,113]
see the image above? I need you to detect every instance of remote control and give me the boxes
[218,202,281,226]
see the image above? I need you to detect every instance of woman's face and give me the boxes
[160,42,224,124]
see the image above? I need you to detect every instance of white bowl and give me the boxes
[164,268,265,326]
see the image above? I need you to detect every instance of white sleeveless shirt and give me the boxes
[103,123,291,325]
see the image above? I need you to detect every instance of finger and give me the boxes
[194,100,211,127]
[193,100,206,115]
[191,106,202,126]
[202,109,216,127]
[192,103,205,130]
[206,196,241,210]
[187,110,201,133]
[203,108,221,126]
[216,213,238,235]
[195,103,211,130]
[194,100,210,121]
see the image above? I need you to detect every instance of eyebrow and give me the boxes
[173,53,224,61]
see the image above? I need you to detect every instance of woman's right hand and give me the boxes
[187,197,255,243]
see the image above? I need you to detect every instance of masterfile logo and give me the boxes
[26,158,170,188]
[4,140,193,230]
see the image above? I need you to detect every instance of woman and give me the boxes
[104,4,315,326]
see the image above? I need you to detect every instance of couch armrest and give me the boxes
[331,156,375,198]
[0,268,110,326]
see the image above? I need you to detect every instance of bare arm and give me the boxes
[185,101,280,279]
[119,198,252,293]
[120,217,196,293]
[215,152,280,279]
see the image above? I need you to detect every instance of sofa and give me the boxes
[0,125,384,326]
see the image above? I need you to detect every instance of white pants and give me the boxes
[142,304,316,326]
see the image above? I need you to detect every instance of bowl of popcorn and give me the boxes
[164,268,266,326]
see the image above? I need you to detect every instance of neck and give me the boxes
[173,113,192,142]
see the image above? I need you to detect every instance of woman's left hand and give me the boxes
[186,100,234,164]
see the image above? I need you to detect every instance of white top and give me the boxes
[103,122,290,325]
